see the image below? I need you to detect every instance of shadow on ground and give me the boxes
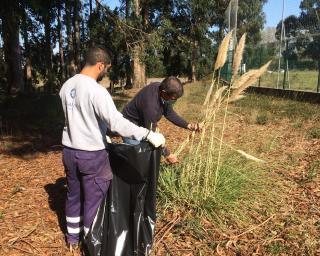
[44,177,67,235]
[0,89,132,158]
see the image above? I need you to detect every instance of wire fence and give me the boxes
[244,40,320,92]
[221,0,320,93]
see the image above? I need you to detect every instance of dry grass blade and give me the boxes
[255,60,272,79]
[174,135,190,157]
[236,150,265,163]
[155,215,180,248]
[237,60,272,90]
[229,60,272,103]
[8,224,39,246]
[232,214,275,238]
[209,134,266,163]
[214,30,233,71]
[210,86,228,106]
[203,83,215,106]
[228,95,245,103]
[231,69,258,89]
[11,246,34,255]
[232,33,246,78]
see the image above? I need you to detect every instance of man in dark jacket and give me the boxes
[122,76,201,164]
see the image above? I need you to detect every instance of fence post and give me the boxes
[258,45,262,87]
[317,61,320,93]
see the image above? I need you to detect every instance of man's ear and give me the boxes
[97,63,111,72]
[96,62,102,71]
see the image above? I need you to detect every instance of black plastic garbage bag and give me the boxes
[85,142,161,256]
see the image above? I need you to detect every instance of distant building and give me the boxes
[261,27,277,43]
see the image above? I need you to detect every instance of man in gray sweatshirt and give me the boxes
[59,46,165,251]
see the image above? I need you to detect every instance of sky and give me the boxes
[107,0,302,28]
[263,0,301,28]
[105,0,120,10]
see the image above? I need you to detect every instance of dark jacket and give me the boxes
[122,82,188,156]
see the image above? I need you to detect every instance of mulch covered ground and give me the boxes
[1,95,320,255]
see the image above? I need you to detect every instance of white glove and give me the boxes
[106,135,112,143]
[146,131,166,148]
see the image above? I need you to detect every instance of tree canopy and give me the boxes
[0,0,268,95]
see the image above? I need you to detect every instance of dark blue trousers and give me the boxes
[62,148,112,244]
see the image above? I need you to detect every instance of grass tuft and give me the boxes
[157,32,278,235]
[307,127,320,140]
[256,113,268,125]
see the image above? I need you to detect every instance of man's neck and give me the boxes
[80,66,98,80]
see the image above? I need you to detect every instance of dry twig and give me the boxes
[155,215,180,248]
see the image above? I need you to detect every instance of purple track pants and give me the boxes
[62,147,112,245]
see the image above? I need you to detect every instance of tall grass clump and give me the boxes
[158,32,276,226]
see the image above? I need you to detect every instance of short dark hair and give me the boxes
[84,46,111,66]
[159,76,184,98]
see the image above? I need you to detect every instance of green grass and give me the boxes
[157,81,320,254]
[267,242,288,255]
[300,160,320,184]
[259,70,319,92]
[255,112,268,125]
[158,150,279,229]
[307,127,320,139]
[233,93,320,121]
[158,82,281,232]
[173,80,209,121]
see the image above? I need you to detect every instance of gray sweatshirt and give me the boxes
[60,74,148,151]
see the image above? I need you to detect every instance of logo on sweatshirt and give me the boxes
[70,88,76,99]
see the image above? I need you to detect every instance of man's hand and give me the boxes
[187,123,202,132]
[166,154,179,164]
[146,131,166,148]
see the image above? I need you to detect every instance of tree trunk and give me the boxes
[1,3,24,95]
[74,0,81,71]
[22,6,32,93]
[89,0,92,15]
[163,0,171,17]
[95,0,100,10]
[124,0,132,87]
[66,0,76,77]
[133,46,146,88]
[142,0,149,27]
[87,0,94,47]
[58,0,66,85]
[133,0,140,15]
[132,0,146,88]
[190,40,198,82]
[125,0,130,18]
[317,60,320,93]
[282,41,289,89]
[24,59,32,93]
[125,56,132,88]
[44,10,54,94]
[191,61,196,82]
[163,47,171,75]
